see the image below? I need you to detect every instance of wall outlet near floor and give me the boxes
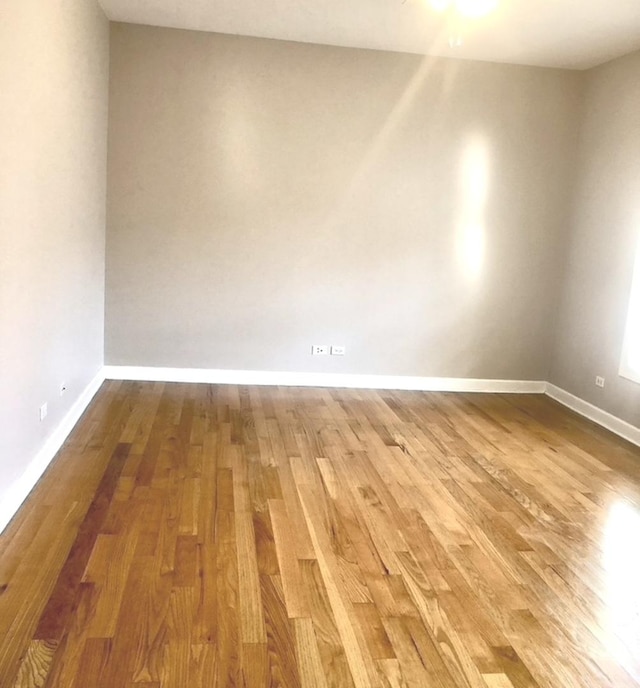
[39,403,48,421]
[312,345,329,356]
[595,376,605,388]
[331,345,346,356]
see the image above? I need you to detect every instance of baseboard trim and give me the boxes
[3,368,636,538]
[0,369,106,537]
[106,366,640,447]
[545,383,640,448]
[103,365,547,394]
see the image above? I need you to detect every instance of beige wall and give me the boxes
[0,11,636,518]
[106,24,582,380]
[0,1,109,507]
[550,50,640,426]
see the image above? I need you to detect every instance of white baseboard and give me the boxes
[106,366,639,447]
[103,365,547,394]
[0,369,106,537]
[3,368,636,539]
[545,383,640,448]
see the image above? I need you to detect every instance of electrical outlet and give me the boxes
[39,403,48,421]
[331,345,346,356]
[60,382,67,396]
[312,345,329,356]
[595,376,605,388]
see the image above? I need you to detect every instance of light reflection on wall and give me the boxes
[620,229,640,380]
[457,135,490,280]
[602,500,640,675]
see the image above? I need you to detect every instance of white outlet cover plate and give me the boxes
[312,345,329,355]
[331,345,346,356]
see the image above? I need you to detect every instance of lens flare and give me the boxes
[454,0,499,18]
[430,0,452,11]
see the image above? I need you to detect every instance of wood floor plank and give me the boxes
[1,383,640,687]
[33,442,131,642]
[269,499,310,619]
[293,617,329,688]
[11,640,57,688]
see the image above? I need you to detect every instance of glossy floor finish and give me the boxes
[2,382,640,687]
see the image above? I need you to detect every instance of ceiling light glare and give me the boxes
[430,0,452,12]
[454,0,498,17]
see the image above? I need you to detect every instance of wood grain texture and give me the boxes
[1,382,640,687]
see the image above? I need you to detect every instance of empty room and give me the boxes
[2,0,640,685]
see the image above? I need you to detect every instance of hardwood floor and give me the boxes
[2,382,640,687]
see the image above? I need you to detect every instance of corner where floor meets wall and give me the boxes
[1,367,638,538]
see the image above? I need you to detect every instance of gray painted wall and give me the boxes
[550,50,640,426]
[3,17,637,525]
[0,1,109,508]
[105,24,583,380]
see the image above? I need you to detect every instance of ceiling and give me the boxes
[98,0,640,70]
